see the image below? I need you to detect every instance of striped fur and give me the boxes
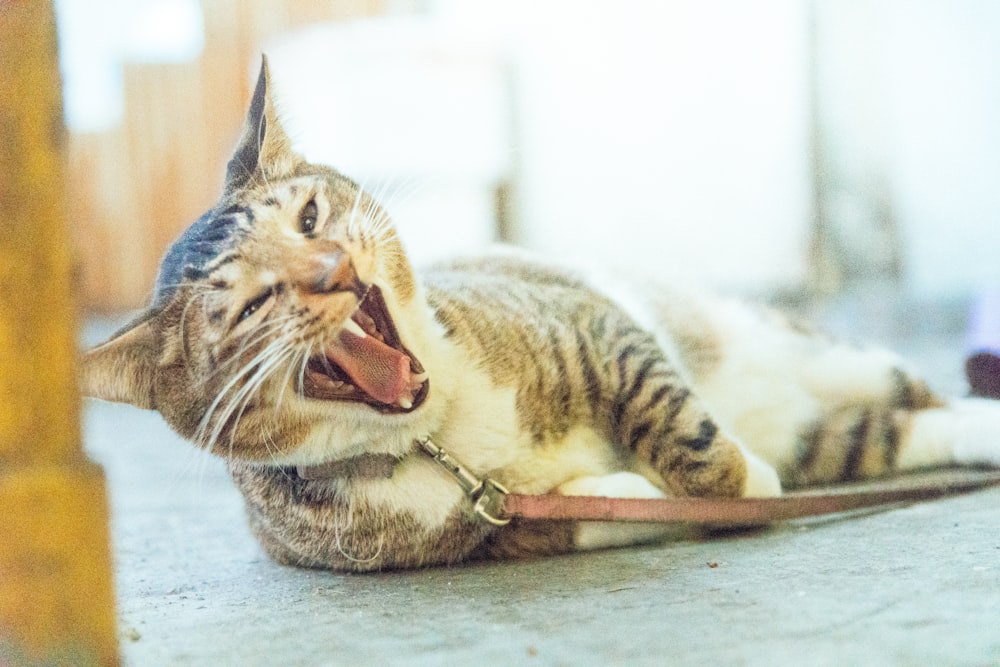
[83,59,1000,571]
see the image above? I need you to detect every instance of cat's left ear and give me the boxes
[224,55,300,192]
[80,314,161,411]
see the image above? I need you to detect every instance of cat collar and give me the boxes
[295,436,511,526]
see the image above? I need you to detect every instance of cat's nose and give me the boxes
[295,243,366,299]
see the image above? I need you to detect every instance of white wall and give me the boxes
[266,19,513,265]
[59,1,1000,298]
[815,0,1000,297]
[883,1,1000,296]
[495,1,812,292]
[270,2,813,292]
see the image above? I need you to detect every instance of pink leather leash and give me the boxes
[501,468,1000,525]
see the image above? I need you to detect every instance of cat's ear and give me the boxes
[224,54,299,192]
[81,314,161,410]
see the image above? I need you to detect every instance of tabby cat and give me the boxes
[83,58,1000,571]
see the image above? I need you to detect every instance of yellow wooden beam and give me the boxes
[0,2,119,665]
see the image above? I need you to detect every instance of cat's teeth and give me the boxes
[397,397,413,410]
[321,378,347,391]
[342,318,367,339]
[354,310,377,330]
[411,372,429,384]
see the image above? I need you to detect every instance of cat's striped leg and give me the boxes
[550,332,789,550]
[555,445,780,550]
[791,397,1000,486]
[792,405,914,485]
[554,383,782,549]
[606,350,782,501]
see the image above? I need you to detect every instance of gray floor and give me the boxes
[81,299,1000,666]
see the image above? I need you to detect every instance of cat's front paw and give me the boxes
[742,449,782,498]
[557,473,676,551]
[557,472,667,499]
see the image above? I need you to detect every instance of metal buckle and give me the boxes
[416,436,511,526]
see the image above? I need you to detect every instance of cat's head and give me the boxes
[82,57,432,462]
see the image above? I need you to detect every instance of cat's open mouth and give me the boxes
[300,285,429,413]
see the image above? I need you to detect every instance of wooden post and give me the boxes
[0,2,119,665]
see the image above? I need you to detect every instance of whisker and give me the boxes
[274,338,309,414]
[297,340,315,400]
[196,334,291,448]
[378,176,424,215]
[334,516,383,565]
[359,178,426,248]
[210,340,295,455]
[347,176,368,240]
[207,314,299,382]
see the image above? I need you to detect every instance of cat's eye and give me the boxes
[238,290,272,323]
[299,199,319,235]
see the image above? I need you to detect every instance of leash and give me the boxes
[502,469,1000,525]
[416,436,1000,528]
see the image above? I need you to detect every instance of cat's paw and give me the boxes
[557,473,675,551]
[742,449,782,498]
[557,471,667,500]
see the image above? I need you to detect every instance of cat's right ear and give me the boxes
[224,55,299,192]
[81,314,161,410]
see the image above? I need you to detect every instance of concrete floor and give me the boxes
[81,302,1000,666]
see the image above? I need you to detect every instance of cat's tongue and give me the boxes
[327,329,411,405]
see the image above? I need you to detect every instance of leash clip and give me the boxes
[416,436,511,526]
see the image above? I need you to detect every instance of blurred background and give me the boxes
[55,0,1000,329]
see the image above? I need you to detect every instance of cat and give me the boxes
[83,57,1000,572]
